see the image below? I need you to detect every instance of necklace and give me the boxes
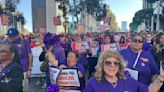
[111,81,118,88]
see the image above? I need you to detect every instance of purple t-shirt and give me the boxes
[11,38,31,72]
[52,47,66,64]
[78,53,88,66]
[120,48,159,85]
[83,77,148,92]
[143,41,153,52]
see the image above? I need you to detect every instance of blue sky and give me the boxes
[106,0,143,29]
[0,0,142,32]
[17,0,32,32]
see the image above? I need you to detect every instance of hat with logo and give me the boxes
[6,28,19,37]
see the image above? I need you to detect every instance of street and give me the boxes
[29,78,45,92]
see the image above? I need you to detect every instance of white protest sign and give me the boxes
[49,67,61,84]
[126,68,139,80]
[101,44,111,52]
[57,68,80,87]
[101,44,118,52]
[71,42,89,53]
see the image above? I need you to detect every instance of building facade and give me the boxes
[142,0,164,31]
[121,21,127,32]
[32,0,65,34]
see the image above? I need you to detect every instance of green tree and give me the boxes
[106,5,118,31]
[130,8,154,31]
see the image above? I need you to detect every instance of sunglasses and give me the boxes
[104,60,120,66]
[0,50,10,53]
[132,39,143,43]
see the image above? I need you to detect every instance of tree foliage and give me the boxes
[0,0,25,26]
[130,8,154,31]
[106,5,118,31]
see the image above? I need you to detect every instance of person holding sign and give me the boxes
[59,51,85,90]
[119,34,159,85]
[98,34,119,55]
[73,36,89,71]
[83,50,164,92]
[47,51,85,91]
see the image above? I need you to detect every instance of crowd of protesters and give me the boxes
[0,28,164,92]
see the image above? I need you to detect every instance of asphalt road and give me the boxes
[29,77,45,92]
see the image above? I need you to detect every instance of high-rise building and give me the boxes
[32,0,64,34]
[32,0,46,33]
[121,21,127,32]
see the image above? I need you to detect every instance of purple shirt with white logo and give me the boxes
[120,48,159,85]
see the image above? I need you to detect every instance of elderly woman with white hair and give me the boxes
[83,50,164,92]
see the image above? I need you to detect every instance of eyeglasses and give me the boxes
[132,39,143,43]
[104,60,120,66]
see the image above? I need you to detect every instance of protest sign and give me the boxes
[101,44,111,52]
[71,42,89,53]
[49,67,61,84]
[57,68,80,87]
[101,44,118,52]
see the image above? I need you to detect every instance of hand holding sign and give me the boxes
[46,50,58,67]
[59,65,67,69]
[78,71,83,78]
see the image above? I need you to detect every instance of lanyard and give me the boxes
[133,50,142,68]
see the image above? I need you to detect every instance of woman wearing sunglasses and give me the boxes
[83,50,164,92]
[120,34,159,86]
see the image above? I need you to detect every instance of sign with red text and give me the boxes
[101,43,118,52]
[57,68,80,87]
[101,44,111,52]
[71,42,89,53]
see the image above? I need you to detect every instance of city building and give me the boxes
[143,0,164,31]
[32,0,65,34]
[143,0,153,9]
[121,21,127,32]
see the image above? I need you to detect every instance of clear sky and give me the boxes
[17,0,32,32]
[0,0,143,32]
[106,0,143,29]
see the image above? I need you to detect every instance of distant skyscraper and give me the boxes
[121,21,127,32]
